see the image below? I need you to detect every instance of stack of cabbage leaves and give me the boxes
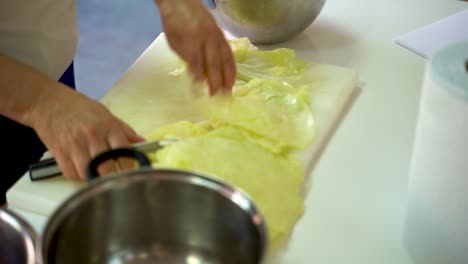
[147,38,315,247]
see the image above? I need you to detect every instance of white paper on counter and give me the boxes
[393,9,468,59]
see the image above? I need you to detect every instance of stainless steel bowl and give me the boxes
[207,0,326,44]
[40,167,268,264]
[0,208,37,264]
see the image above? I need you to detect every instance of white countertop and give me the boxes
[11,0,467,263]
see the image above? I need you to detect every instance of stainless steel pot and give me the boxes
[206,0,326,44]
[39,148,268,263]
[0,208,37,264]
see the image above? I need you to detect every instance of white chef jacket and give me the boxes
[0,0,78,80]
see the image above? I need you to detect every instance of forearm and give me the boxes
[153,0,169,11]
[154,0,200,18]
[154,0,170,7]
[0,52,65,127]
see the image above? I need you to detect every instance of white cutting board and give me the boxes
[7,33,358,216]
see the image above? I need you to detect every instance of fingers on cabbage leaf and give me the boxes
[154,37,316,247]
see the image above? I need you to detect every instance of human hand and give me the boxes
[29,87,145,180]
[156,0,236,95]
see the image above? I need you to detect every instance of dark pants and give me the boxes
[0,63,76,204]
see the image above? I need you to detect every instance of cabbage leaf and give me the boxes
[205,78,315,152]
[147,124,304,247]
[147,38,316,247]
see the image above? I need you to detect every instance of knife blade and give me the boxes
[29,140,174,181]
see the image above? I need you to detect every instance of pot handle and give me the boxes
[86,148,152,181]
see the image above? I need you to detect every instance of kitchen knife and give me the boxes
[29,140,174,181]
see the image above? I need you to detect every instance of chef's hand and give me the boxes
[155,0,236,95]
[30,87,145,180]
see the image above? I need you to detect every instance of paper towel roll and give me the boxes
[404,41,468,264]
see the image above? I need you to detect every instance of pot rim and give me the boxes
[0,207,37,264]
[39,167,268,262]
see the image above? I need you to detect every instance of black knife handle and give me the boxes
[29,157,61,181]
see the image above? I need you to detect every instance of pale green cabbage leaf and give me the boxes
[170,38,308,87]
[205,78,315,153]
[149,38,315,247]
[147,124,304,247]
